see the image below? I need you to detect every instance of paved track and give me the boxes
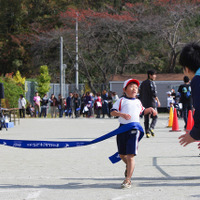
[0,114,199,200]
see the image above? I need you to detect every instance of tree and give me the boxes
[0,75,24,108]
[124,1,200,72]
[37,65,51,96]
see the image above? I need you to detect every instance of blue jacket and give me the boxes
[190,70,200,140]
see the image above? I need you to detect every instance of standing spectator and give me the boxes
[166,91,174,111]
[57,94,65,118]
[63,98,67,117]
[18,94,26,118]
[40,94,49,118]
[101,90,110,118]
[66,92,73,118]
[108,91,113,118]
[170,89,176,102]
[178,76,192,129]
[49,94,58,118]
[80,94,86,117]
[112,92,119,104]
[90,92,95,117]
[139,70,160,138]
[94,92,102,118]
[33,92,41,117]
[84,92,92,118]
[73,93,81,118]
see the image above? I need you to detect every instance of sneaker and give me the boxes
[121,179,131,189]
[146,133,151,138]
[149,128,155,136]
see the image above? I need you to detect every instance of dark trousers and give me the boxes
[182,104,192,128]
[19,108,25,118]
[96,107,101,118]
[40,107,47,118]
[144,114,158,134]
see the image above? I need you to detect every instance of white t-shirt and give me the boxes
[167,96,174,108]
[111,96,145,124]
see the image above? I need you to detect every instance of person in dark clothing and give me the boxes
[178,76,193,129]
[66,92,73,118]
[49,94,58,118]
[57,94,65,118]
[139,70,160,138]
[73,93,81,118]
[101,90,110,118]
[40,94,49,118]
[80,94,86,117]
[178,42,200,150]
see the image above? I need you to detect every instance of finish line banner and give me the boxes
[0,122,144,164]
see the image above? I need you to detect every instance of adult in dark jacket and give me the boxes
[40,94,49,118]
[178,76,193,129]
[66,92,73,118]
[73,93,81,118]
[57,94,65,118]
[139,70,160,138]
[49,94,58,118]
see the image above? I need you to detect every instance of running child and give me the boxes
[110,79,157,189]
[178,42,200,149]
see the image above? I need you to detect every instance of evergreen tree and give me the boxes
[37,65,51,97]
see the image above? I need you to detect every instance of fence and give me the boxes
[25,81,85,104]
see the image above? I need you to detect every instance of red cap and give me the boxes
[123,79,140,88]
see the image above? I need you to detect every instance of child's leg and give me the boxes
[120,154,127,165]
[126,154,135,180]
[120,154,135,188]
[120,154,135,179]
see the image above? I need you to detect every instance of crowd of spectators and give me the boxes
[19,90,120,119]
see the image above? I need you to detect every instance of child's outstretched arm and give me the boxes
[111,110,131,120]
[143,107,157,116]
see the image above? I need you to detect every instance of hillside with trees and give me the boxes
[1,0,200,91]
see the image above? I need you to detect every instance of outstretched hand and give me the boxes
[178,133,196,147]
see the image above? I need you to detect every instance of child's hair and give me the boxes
[147,69,156,79]
[183,76,190,83]
[179,42,200,73]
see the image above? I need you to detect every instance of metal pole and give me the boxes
[63,64,67,98]
[60,37,63,96]
[75,13,79,91]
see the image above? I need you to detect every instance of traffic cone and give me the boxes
[186,110,194,132]
[167,106,173,127]
[192,110,195,127]
[170,108,181,132]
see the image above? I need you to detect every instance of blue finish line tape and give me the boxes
[0,122,144,164]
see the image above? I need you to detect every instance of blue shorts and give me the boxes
[116,125,143,155]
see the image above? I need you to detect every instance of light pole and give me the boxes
[63,64,67,97]
[60,36,64,96]
[75,13,79,91]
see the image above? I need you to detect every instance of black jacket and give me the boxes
[139,79,157,108]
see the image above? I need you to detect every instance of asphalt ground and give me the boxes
[0,114,199,200]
